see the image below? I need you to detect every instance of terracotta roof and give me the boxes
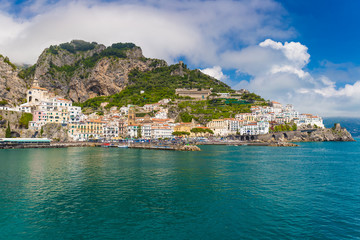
[31,86,48,91]
[57,98,71,102]
[88,120,106,123]
[179,122,191,125]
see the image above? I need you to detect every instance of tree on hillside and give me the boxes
[5,122,11,138]
[190,127,214,136]
[137,126,142,138]
[172,131,190,137]
[19,113,33,129]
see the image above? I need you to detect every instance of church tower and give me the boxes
[27,77,49,104]
[128,107,136,125]
[32,77,40,88]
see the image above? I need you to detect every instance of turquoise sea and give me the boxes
[0,140,360,239]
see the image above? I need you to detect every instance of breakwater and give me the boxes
[0,141,201,151]
[0,142,99,149]
[196,141,298,147]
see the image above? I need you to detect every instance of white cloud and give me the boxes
[230,39,360,117]
[200,66,228,82]
[0,0,293,64]
[1,1,359,117]
[259,39,310,68]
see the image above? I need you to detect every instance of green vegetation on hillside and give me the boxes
[19,41,139,80]
[0,100,8,106]
[77,63,232,110]
[270,123,297,132]
[47,41,138,77]
[190,127,214,135]
[59,40,97,53]
[241,92,265,101]
[19,113,33,129]
[176,99,253,123]
[5,122,11,138]
[18,65,36,79]
[0,54,17,70]
[172,131,190,136]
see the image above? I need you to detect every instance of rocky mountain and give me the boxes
[19,40,167,102]
[0,55,27,106]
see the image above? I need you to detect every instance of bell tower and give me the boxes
[32,77,40,88]
[128,107,136,125]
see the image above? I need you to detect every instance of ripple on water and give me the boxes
[0,143,359,239]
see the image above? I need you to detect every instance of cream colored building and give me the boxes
[206,119,229,136]
[68,120,105,141]
[27,78,52,105]
[175,88,212,100]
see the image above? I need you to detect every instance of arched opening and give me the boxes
[272,134,276,140]
[245,136,250,141]
[283,133,288,139]
[89,86,102,95]
[29,96,32,102]
[251,136,255,140]
[10,131,20,138]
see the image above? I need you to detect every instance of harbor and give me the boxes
[0,137,301,150]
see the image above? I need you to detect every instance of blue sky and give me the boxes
[0,0,360,117]
[280,0,360,65]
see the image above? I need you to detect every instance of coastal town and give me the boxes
[0,78,325,142]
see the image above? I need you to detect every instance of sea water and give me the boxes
[0,139,359,239]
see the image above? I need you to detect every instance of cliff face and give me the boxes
[0,110,35,138]
[38,123,69,142]
[21,40,167,102]
[0,110,68,141]
[0,56,27,106]
[67,50,163,101]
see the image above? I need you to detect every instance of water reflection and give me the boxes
[0,142,359,239]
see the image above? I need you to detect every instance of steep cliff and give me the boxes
[0,56,27,106]
[38,123,69,142]
[19,40,166,102]
[0,110,35,138]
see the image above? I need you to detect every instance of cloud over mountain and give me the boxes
[0,0,292,64]
[0,0,359,117]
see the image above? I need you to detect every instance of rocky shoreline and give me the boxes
[257,123,354,143]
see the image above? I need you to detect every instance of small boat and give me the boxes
[118,145,128,148]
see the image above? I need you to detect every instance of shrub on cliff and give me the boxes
[19,113,33,129]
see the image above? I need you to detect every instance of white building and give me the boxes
[152,126,173,139]
[127,125,139,138]
[68,106,82,123]
[240,121,269,135]
[103,124,119,139]
[154,109,168,119]
[141,124,152,139]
